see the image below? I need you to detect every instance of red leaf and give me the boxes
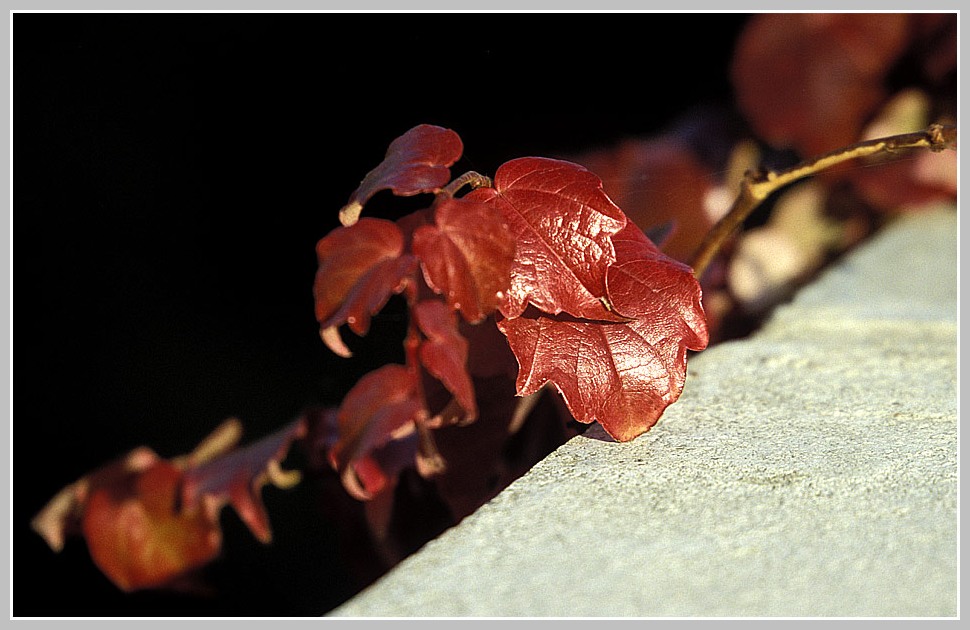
[328,364,423,500]
[412,195,515,323]
[31,419,306,592]
[497,223,708,442]
[339,124,463,226]
[81,459,221,592]
[731,13,911,156]
[413,300,476,425]
[465,157,628,320]
[313,217,417,357]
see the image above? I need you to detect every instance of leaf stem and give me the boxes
[440,171,493,197]
[688,123,957,280]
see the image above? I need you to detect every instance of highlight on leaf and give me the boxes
[465,157,628,320]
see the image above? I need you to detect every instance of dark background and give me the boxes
[15,13,750,616]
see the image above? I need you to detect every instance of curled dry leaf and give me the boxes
[181,419,308,545]
[338,124,463,226]
[31,418,306,592]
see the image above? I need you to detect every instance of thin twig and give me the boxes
[689,123,957,280]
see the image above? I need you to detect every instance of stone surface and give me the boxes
[329,206,958,617]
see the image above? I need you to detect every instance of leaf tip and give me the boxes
[339,464,376,502]
[320,326,353,358]
[338,201,363,227]
[266,459,302,490]
[185,418,243,467]
[30,483,83,553]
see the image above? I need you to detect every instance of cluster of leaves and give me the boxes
[32,124,709,592]
[314,125,707,504]
[30,418,306,592]
[30,12,956,600]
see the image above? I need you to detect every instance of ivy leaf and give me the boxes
[313,217,417,357]
[413,300,476,426]
[30,419,306,592]
[79,456,222,592]
[465,157,628,320]
[411,195,515,324]
[497,223,709,442]
[328,364,423,500]
[339,124,464,226]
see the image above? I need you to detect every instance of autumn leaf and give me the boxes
[497,222,708,442]
[313,217,417,357]
[465,157,628,320]
[79,457,222,592]
[411,195,515,324]
[413,300,476,426]
[328,364,423,500]
[31,419,306,592]
[339,124,463,226]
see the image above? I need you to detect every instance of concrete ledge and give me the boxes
[329,207,957,617]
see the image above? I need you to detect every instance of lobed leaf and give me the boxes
[465,157,628,320]
[413,300,476,426]
[412,195,515,324]
[313,217,417,357]
[339,124,463,226]
[497,223,708,442]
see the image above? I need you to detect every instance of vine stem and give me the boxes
[688,123,957,280]
[402,281,447,477]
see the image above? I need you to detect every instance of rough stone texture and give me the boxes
[329,206,957,618]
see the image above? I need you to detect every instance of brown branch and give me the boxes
[688,123,957,280]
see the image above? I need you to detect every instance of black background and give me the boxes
[15,13,750,616]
